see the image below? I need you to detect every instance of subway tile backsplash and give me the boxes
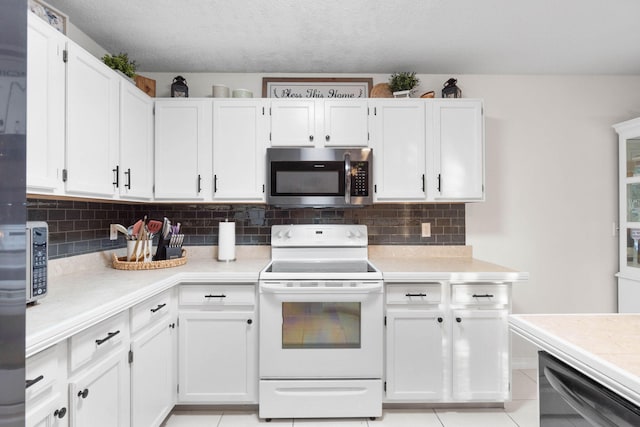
[27,199,465,259]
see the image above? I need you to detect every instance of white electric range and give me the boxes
[258,224,383,420]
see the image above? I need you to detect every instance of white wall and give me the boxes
[139,71,640,365]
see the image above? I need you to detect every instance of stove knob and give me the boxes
[284,230,292,239]
[275,231,283,239]
[347,230,355,238]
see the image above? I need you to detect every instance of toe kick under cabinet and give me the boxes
[384,281,511,403]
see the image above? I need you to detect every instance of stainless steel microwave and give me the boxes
[266,148,373,208]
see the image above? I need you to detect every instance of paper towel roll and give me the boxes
[218,221,236,261]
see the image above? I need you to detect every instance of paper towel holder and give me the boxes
[217,218,236,262]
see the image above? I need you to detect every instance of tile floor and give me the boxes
[163,370,539,427]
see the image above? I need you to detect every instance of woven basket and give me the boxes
[112,249,187,270]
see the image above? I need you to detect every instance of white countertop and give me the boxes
[509,314,640,406]
[27,245,526,358]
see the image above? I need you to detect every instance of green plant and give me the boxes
[388,72,420,92]
[102,52,137,78]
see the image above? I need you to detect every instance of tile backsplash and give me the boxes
[27,198,465,259]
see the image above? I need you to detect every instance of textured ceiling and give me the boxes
[47,0,640,74]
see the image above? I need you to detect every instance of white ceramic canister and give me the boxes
[232,88,253,98]
[212,84,230,97]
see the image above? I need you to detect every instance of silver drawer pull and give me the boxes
[205,294,226,298]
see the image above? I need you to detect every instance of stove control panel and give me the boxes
[271,225,368,247]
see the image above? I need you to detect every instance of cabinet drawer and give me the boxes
[386,283,443,305]
[26,344,62,403]
[179,284,256,307]
[131,290,172,334]
[451,283,510,306]
[70,311,128,372]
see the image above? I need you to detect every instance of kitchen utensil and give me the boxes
[147,220,163,238]
[162,218,171,239]
[114,224,131,240]
[132,219,143,239]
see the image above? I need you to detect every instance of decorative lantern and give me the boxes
[171,75,189,97]
[442,78,461,98]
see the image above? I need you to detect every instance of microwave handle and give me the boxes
[344,153,351,205]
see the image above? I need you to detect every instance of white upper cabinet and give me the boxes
[269,100,316,146]
[431,100,484,201]
[212,100,268,202]
[269,99,369,147]
[154,99,212,200]
[26,14,66,195]
[64,41,119,198]
[118,81,154,200]
[370,100,427,201]
[321,100,369,147]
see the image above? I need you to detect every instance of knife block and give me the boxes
[154,237,170,261]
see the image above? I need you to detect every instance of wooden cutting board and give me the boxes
[135,75,156,97]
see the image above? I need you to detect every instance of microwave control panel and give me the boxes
[350,162,369,196]
[27,222,48,303]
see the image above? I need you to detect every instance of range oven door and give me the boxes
[259,280,383,379]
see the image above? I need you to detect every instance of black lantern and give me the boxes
[442,78,461,98]
[171,75,189,97]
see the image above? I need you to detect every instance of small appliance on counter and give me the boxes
[26,221,48,304]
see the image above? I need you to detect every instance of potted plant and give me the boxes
[388,72,420,98]
[102,52,137,79]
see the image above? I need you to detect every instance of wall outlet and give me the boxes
[421,222,431,237]
[109,224,118,240]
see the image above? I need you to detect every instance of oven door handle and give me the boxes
[344,152,351,205]
[260,281,382,294]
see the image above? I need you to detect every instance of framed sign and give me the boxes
[263,77,373,99]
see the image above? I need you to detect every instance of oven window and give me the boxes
[282,302,361,349]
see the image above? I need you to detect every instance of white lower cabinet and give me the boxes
[68,351,130,427]
[178,284,258,403]
[385,309,448,401]
[384,281,511,403]
[130,290,176,427]
[451,309,509,401]
[26,343,68,427]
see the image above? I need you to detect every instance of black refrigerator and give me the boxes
[0,0,27,426]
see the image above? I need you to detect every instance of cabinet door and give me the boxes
[385,310,447,401]
[269,100,316,146]
[371,101,426,201]
[432,100,484,201]
[65,42,119,197]
[130,319,175,427]
[451,309,509,401]
[178,311,257,403]
[69,351,129,427]
[323,100,369,147]
[212,100,267,201]
[26,394,68,427]
[119,81,153,200]
[154,100,211,200]
[26,14,66,195]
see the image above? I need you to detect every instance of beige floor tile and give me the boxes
[368,409,443,426]
[163,411,222,427]
[293,418,369,426]
[505,399,539,427]
[435,408,518,427]
[220,410,292,426]
[511,369,538,400]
